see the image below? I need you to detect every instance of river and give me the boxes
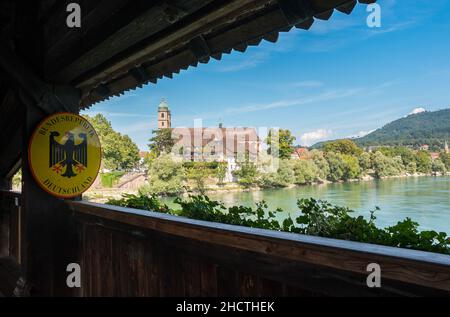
[162,176,450,233]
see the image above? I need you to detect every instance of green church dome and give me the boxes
[158,99,169,111]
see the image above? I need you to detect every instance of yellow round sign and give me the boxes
[28,112,101,199]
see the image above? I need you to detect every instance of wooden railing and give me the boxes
[1,189,450,296]
[67,200,450,297]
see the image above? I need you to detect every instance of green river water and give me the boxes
[162,176,450,233]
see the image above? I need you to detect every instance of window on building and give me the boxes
[162,122,165,127]
[161,113,165,118]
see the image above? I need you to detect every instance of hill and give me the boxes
[312,108,450,151]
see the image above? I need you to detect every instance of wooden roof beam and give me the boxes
[73,0,272,91]
[0,42,80,114]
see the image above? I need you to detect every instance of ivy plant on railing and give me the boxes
[107,194,450,255]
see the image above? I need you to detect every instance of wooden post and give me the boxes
[20,96,82,296]
[1,0,83,296]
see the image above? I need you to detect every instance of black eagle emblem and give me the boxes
[49,131,88,178]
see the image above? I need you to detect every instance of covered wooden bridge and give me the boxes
[0,0,449,297]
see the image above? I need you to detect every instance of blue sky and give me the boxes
[82,0,450,150]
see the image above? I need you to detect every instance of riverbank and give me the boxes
[83,171,449,203]
[182,171,450,196]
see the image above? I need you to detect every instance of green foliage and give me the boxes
[323,139,363,156]
[100,171,125,188]
[292,160,319,185]
[432,159,446,175]
[186,163,210,194]
[342,154,362,180]
[215,163,227,185]
[258,159,295,188]
[378,146,416,166]
[440,152,450,169]
[325,152,363,182]
[371,151,403,178]
[146,154,185,195]
[107,194,450,255]
[310,150,330,180]
[358,152,372,172]
[406,161,417,174]
[355,109,450,149]
[119,135,140,170]
[275,159,296,186]
[84,114,140,170]
[149,128,175,155]
[107,193,169,213]
[233,160,259,188]
[416,150,432,173]
[325,152,346,182]
[266,129,296,159]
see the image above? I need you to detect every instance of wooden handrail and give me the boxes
[67,200,450,292]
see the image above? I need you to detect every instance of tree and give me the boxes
[415,150,432,174]
[119,135,140,170]
[310,150,330,180]
[233,160,259,188]
[147,154,185,195]
[257,159,296,188]
[439,152,450,170]
[266,129,296,159]
[275,159,296,187]
[379,146,416,167]
[293,160,319,185]
[323,140,363,156]
[326,152,346,182]
[342,154,362,180]
[149,128,175,155]
[406,161,417,174]
[371,151,403,178]
[216,163,227,185]
[432,159,446,175]
[186,163,210,194]
[85,114,140,170]
[359,152,372,172]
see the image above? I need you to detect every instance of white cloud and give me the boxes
[219,88,362,116]
[300,129,333,146]
[347,130,375,139]
[409,107,426,115]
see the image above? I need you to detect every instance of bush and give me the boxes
[107,194,450,255]
[147,154,185,195]
[186,163,210,194]
[326,152,346,182]
[416,150,432,173]
[432,159,446,175]
[107,193,170,213]
[372,151,403,178]
[292,160,319,185]
[100,171,125,188]
[232,161,259,188]
[310,150,329,180]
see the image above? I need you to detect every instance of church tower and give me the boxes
[157,99,171,129]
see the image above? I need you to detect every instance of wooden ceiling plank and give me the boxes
[50,0,215,83]
[46,0,161,79]
[72,0,272,90]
